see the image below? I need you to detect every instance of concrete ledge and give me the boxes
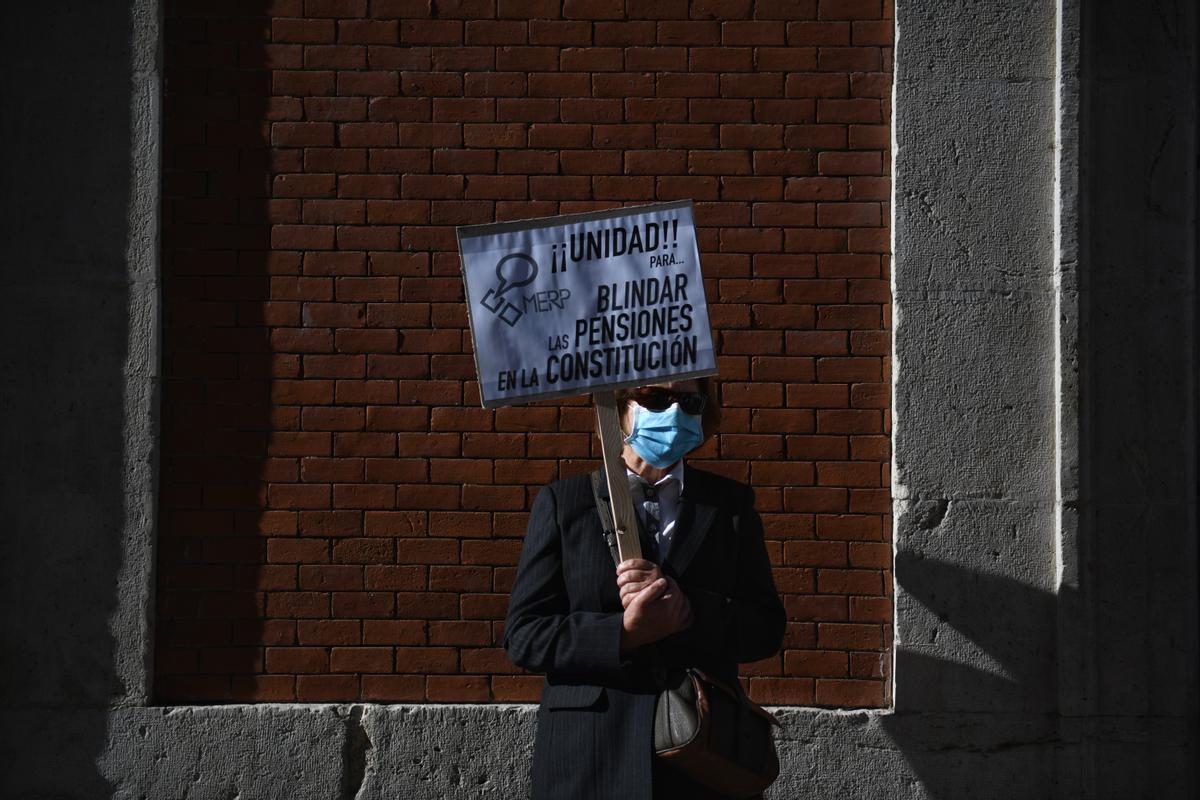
[4,705,1193,799]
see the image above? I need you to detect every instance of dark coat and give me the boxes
[502,464,787,800]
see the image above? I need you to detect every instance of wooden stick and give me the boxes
[593,390,642,561]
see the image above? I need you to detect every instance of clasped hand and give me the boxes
[616,558,694,653]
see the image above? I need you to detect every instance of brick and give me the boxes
[527,20,590,45]
[563,0,623,19]
[394,646,458,673]
[270,537,331,563]
[814,678,884,707]
[464,123,527,148]
[362,675,425,701]
[850,651,886,679]
[363,620,427,645]
[496,98,559,122]
[273,19,335,44]
[460,593,509,619]
[364,565,426,590]
[784,649,848,677]
[400,19,463,45]
[465,20,527,45]
[777,434,844,460]
[818,0,883,20]
[338,19,398,44]
[491,46,556,72]
[305,44,366,70]
[815,356,880,382]
[328,537,393,563]
[852,20,894,46]
[428,676,491,701]
[848,542,891,568]
[429,621,492,646]
[592,21,657,46]
[817,568,883,594]
[657,20,719,45]
[593,72,656,98]
[817,620,882,649]
[233,676,296,702]
[273,122,334,147]
[783,487,848,513]
[819,254,879,277]
[367,43,431,70]
[337,70,399,96]
[296,675,359,701]
[849,596,890,622]
[269,483,333,509]
[783,540,848,567]
[330,647,393,673]
[266,647,329,673]
[491,675,542,702]
[753,98,816,123]
[298,620,361,646]
[560,46,622,71]
[848,488,890,514]
[304,1,367,16]
[817,513,884,540]
[332,591,395,617]
[462,539,522,566]
[722,21,785,45]
[429,566,494,592]
[748,678,814,705]
[818,151,882,176]
[789,21,851,45]
[771,567,815,592]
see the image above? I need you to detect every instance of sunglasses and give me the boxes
[630,387,708,416]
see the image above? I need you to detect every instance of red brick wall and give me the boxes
[157,0,893,707]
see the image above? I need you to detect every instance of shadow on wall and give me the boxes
[882,546,1060,800]
[154,1,276,702]
[0,2,134,797]
[891,547,1057,713]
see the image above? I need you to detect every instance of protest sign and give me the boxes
[457,200,717,408]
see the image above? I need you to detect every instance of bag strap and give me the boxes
[590,469,622,568]
[691,668,782,727]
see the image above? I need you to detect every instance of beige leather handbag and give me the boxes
[652,666,782,798]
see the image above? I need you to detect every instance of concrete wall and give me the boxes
[0,2,1195,799]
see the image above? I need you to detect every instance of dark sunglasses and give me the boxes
[630,387,707,416]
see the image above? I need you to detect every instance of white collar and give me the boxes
[626,460,685,495]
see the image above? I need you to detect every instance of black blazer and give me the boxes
[503,464,787,800]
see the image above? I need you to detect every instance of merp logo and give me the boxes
[479,253,538,326]
[478,252,572,327]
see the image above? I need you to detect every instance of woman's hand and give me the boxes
[616,558,664,609]
[617,560,694,655]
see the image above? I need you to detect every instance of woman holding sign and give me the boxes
[503,378,787,800]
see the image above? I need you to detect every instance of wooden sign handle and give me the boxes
[593,391,642,562]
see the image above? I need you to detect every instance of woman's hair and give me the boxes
[613,376,722,443]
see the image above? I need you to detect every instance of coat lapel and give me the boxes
[664,464,717,577]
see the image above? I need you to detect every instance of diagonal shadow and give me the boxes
[879,550,1062,799]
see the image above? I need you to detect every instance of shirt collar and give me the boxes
[626,460,685,495]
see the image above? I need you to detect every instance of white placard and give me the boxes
[457,200,717,408]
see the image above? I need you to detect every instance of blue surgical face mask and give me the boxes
[624,401,704,469]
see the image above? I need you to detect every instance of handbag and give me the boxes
[590,470,783,799]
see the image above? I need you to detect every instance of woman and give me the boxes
[503,377,787,800]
